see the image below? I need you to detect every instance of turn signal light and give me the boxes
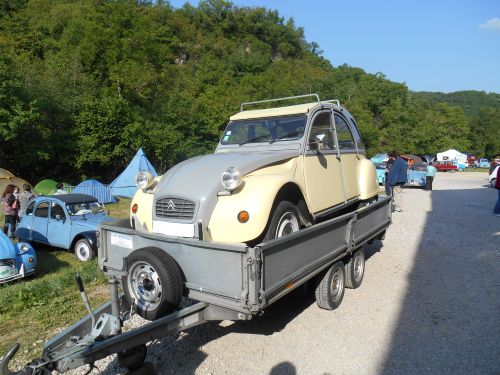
[29,257,33,263]
[237,211,249,223]
[131,204,138,214]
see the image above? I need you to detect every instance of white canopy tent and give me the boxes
[436,149,467,163]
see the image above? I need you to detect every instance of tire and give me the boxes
[117,344,147,371]
[123,247,183,321]
[74,238,94,261]
[491,178,497,188]
[264,201,301,241]
[344,248,365,289]
[315,261,345,310]
[459,168,464,172]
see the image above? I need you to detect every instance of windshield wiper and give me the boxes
[270,130,302,143]
[239,134,272,146]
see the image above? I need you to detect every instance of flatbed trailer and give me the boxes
[1,197,391,375]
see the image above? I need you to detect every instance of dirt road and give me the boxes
[77,172,500,375]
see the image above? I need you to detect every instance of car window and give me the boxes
[348,117,365,151]
[308,112,335,150]
[221,115,306,145]
[334,114,355,150]
[34,202,49,218]
[25,201,35,216]
[50,203,66,219]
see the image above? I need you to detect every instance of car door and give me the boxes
[303,110,346,213]
[16,201,35,241]
[47,201,71,248]
[333,113,360,200]
[32,201,49,243]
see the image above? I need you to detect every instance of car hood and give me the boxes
[156,150,299,198]
[0,232,16,259]
[71,213,113,229]
[153,150,300,229]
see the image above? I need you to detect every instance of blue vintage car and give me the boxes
[16,194,113,261]
[375,163,387,185]
[0,230,36,284]
[406,164,427,188]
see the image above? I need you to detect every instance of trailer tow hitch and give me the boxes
[1,275,123,375]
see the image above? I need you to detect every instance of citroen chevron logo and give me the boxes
[166,200,176,211]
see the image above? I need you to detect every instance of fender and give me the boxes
[208,174,305,243]
[71,231,98,250]
[357,158,379,200]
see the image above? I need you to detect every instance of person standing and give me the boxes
[426,162,437,191]
[387,153,408,212]
[2,184,19,238]
[385,151,397,197]
[494,166,500,217]
[18,184,36,218]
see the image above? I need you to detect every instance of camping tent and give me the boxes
[0,168,32,195]
[34,179,58,195]
[110,149,158,198]
[437,149,467,163]
[72,179,116,204]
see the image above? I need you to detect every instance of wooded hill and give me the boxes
[0,0,498,184]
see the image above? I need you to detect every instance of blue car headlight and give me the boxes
[17,243,31,254]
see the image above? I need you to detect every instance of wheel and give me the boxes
[123,247,183,321]
[344,248,365,289]
[74,238,94,261]
[264,201,300,241]
[459,168,464,172]
[315,261,345,310]
[491,178,497,188]
[117,344,147,371]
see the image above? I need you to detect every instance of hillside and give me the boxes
[0,0,498,184]
[414,91,500,117]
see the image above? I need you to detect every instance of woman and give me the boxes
[2,184,19,238]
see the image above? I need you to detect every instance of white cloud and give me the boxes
[479,17,500,31]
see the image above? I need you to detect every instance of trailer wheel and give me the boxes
[264,201,300,241]
[315,261,345,310]
[123,248,183,321]
[117,344,147,371]
[344,248,365,289]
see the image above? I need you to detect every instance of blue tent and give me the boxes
[72,179,116,204]
[110,149,158,198]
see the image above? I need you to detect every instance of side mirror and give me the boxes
[309,133,326,151]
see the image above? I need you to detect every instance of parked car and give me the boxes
[131,94,379,244]
[489,165,499,188]
[434,161,458,172]
[370,153,388,164]
[375,163,386,185]
[453,159,467,171]
[0,230,36,284]
[16,194,113,261]
[479,159,490,168]
[406,164,427,188]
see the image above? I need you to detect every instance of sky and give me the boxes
[167,0,500,94]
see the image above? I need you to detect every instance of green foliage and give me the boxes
[0,0,498,184]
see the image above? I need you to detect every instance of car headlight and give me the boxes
[221,167,242,191]
[18,243,30,254]
[136,172,154,190]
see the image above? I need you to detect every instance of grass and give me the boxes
[0,198,131,363]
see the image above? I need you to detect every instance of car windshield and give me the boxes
[66,202,103,216]
[221,115,307,145]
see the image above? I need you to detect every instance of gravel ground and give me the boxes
[16,172,500,375]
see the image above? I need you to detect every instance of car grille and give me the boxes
[0,259,15,268]
[155,197,196,221]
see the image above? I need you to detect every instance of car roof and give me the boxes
[229,102,342,121]
[38,194,98,204]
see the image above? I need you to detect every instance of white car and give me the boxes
[489,165,499,188]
